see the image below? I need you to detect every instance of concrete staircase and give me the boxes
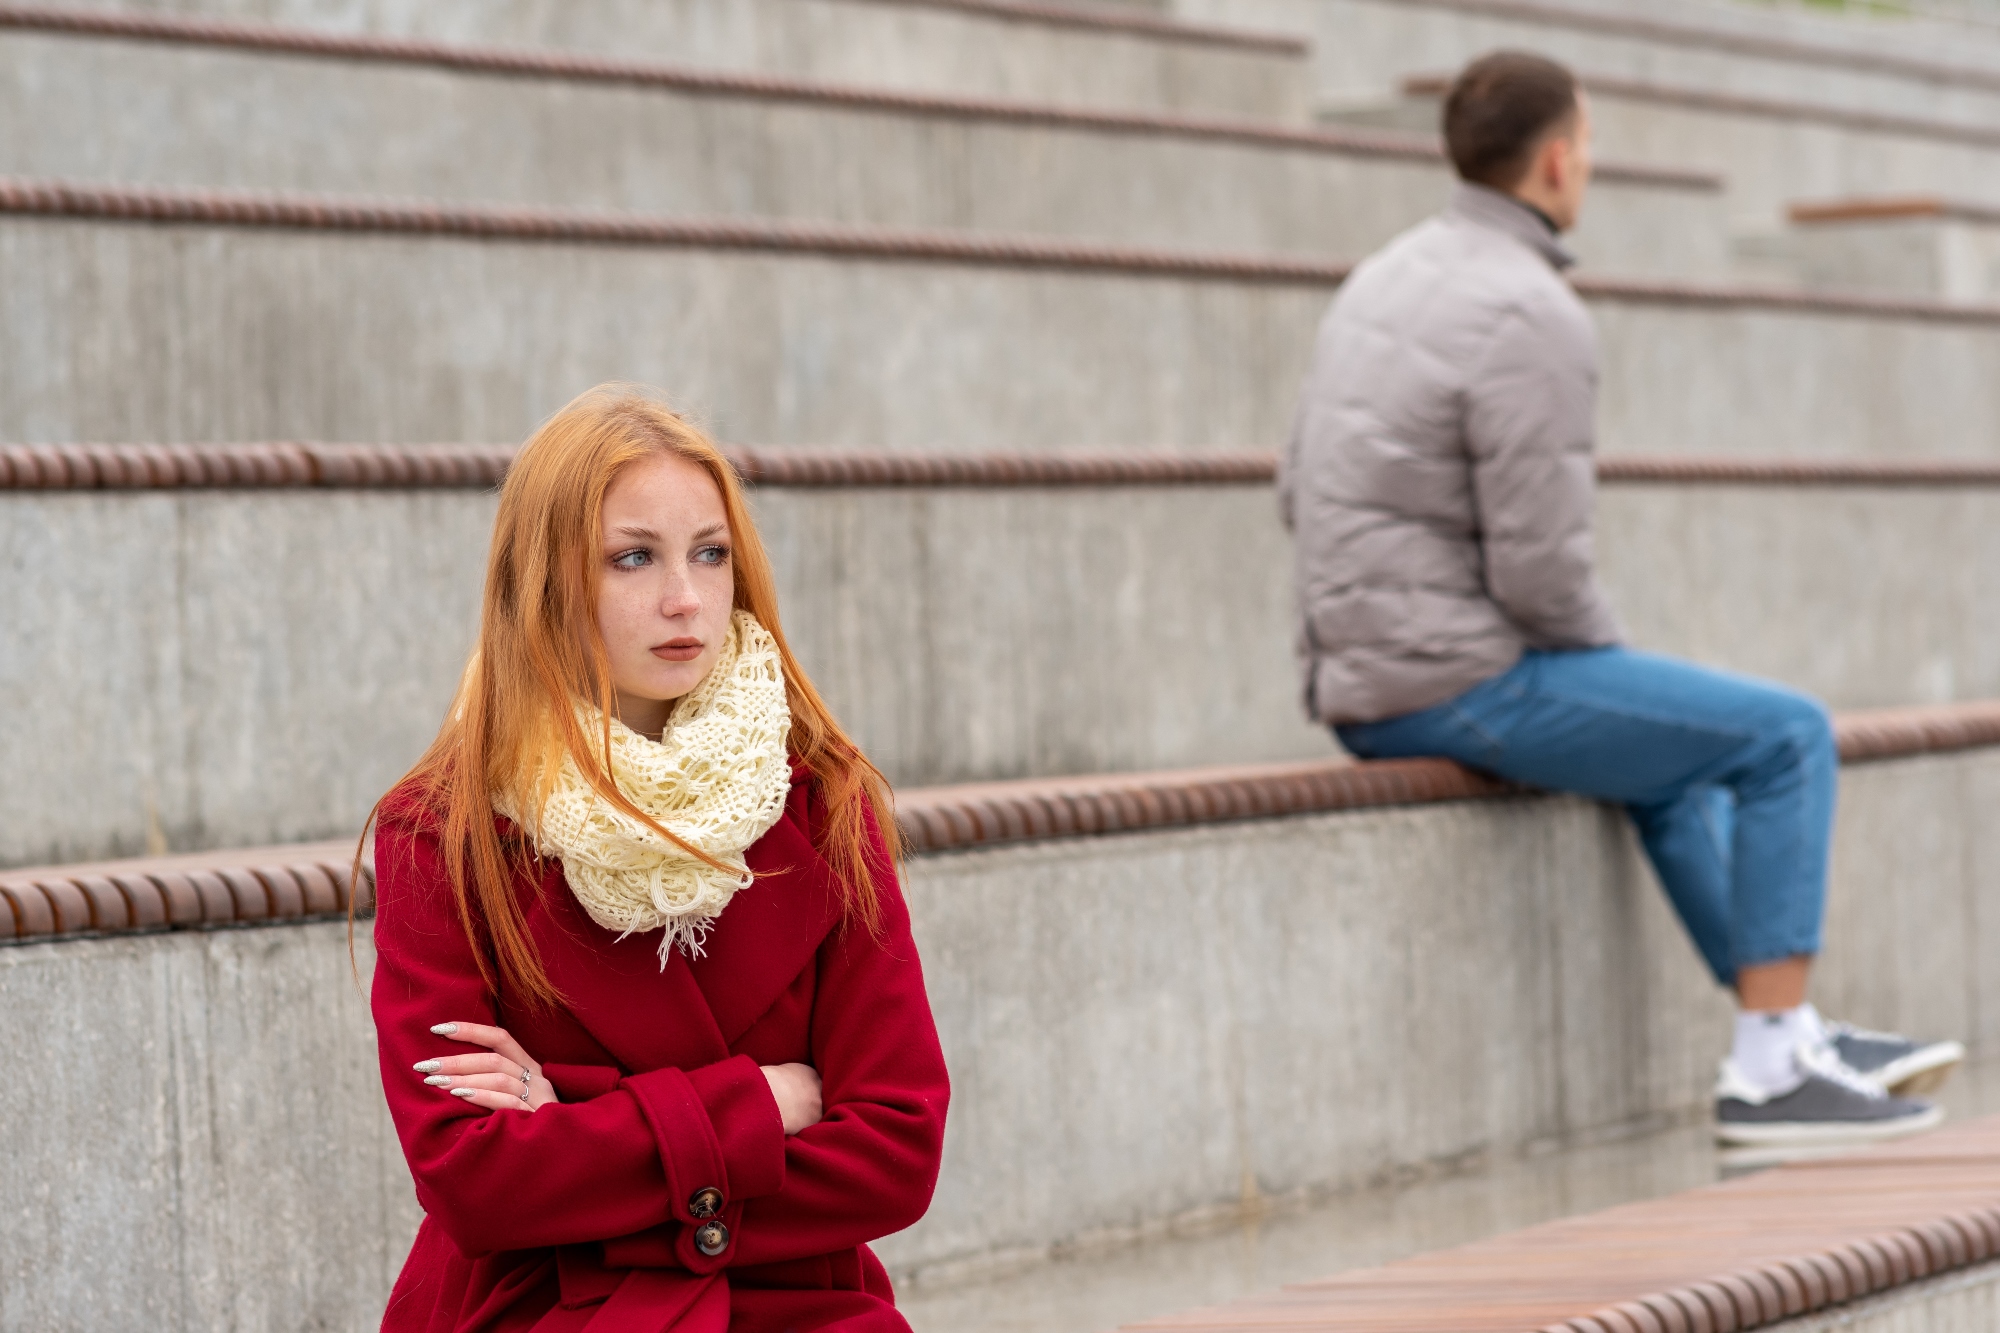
[7,0,2000,1328]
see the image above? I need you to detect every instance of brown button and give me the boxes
[688,1186,723,1220]
[694,1221,729,1257]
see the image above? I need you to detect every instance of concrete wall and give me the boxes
[9,480,2000,869]
[0,920,412,1333]
[4,217,2000,455]
[4,745,1995,1328]
[0,30,1727,278]
[1583,94,2000,238]
[1776,215,2000,305]
[54,0,1314,120]
[0,217,1328,450]
[1180,0,2000,126]
[0,489,491,868]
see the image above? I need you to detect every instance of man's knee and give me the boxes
[1763,689,1837,767]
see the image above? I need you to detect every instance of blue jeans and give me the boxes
[1335,647,1836,987]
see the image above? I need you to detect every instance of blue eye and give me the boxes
[612,548,651,569]
[694,544,730,566]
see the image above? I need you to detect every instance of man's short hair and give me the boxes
[1442,52,1579,190]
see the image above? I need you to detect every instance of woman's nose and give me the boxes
[659,568,701,617]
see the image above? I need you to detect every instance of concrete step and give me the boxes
[29,0,1315,119]
[4,716,1996,1327]
[0,14,1725,277]
[1355,71,2000,244]
[1115,1110,2000,1333]
[1777,198,2000,306]
[1177,0,2000,130]
[901,1073,2000,1333]
[2,182,1999,454]
[8,447,2000,866]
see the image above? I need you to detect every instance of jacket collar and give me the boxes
[1445,181,1577,271]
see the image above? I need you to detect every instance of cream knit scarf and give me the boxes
[502,610,793,965]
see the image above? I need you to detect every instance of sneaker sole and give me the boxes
[1876,1043,1966,1098]
[1714,1104,1944,1148]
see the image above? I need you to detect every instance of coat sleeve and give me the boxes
[725,802,951,1269]
[369,811,788,1259]
[1463,297,1625,650]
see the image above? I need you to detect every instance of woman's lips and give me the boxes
[651,638,704,663]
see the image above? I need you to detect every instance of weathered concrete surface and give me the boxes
[898,748,2000,1274]
[899,1119,1731,1331]
[10,482,2000,867]
[4,218,2000,456]
[4,748,1994,1328]
[0,30,1725,278]
[0,218,1326,450]
[900,1061,2000,1333]
[0,921,415,1333]
[1774,213,2000,305]
[1179,0,2000,127]
[56,0,1313,119]
[0,490,493,868]
[1567,94,2000,240]
[1595,485,2000,712]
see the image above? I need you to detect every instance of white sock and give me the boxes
[1731,1002,1825,1096]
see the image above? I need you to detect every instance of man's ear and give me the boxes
[1541,131,1573,192]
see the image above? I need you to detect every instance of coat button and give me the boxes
[688,1186,723,1219]
[694,1221,730,1257]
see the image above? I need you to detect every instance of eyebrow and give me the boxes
[607,522,729,542]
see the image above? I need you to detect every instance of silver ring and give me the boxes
[520,1066,532,1086]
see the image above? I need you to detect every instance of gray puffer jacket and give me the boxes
[1279,182,1624,725]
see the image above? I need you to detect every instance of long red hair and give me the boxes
[357,385,894,1005]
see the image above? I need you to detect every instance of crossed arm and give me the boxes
[370,817,949,1266]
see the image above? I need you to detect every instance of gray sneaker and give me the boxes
[1825,1020,1965,1098]
[1715,1045,1942,1147]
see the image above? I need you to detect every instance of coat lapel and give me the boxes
[525,860,731,1074]
[516,771,842,1070]
[687,789,843,1046]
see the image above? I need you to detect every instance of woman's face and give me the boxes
[595,451,735,739]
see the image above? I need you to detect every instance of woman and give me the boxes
[364,386,949,1332]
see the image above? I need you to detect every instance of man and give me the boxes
[1279,51,1962,1146]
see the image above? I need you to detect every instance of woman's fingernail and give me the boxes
[424,1075,451,1087]
[430,1023,458,1037]
[413,1059,442,1073]
[450,1087,476,1098]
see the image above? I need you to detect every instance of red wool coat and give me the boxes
[370,768,950,1333]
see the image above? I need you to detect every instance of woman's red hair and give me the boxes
[356,385,894,1006]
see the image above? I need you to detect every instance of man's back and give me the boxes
[1280,182,1620,725]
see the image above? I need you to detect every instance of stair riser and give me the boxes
[1191,0,2000,129]
[39,0,1312,118]
[0,31,1720,276]
[8,482,2000,867]
[4,218,1999,454]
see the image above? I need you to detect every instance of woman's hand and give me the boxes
[414,1021,560,1113]
[761,1062,822,1135]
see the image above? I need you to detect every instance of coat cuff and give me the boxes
[621,1056,787,1225]
[541,1062,622,1103]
